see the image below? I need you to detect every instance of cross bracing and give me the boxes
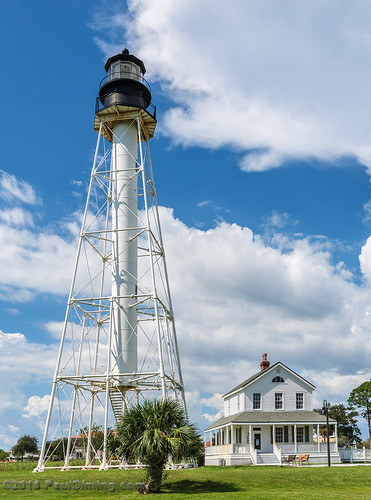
[35,113,185,471]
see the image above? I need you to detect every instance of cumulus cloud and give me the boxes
[23,395,50,420]
[93,0,371,173]
[359,236,371,283]
[0,171,79,302]
[0,331,56,383]
[1,206,371,440]
[151,207,371,413]
[0,217,77,302]
[0,330,57,444]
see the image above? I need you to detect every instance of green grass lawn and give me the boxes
[0,463,370,499]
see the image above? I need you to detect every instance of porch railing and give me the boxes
[205,444,250,455]
[205,444,232,455]
[273,442,282,464]
[233,444,249,454]
[249,441,257,465]
[279,442,337,453]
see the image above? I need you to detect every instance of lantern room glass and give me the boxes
[108,61,141,82]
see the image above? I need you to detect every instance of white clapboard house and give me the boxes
[205,354,340,465]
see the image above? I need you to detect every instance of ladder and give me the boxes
[109,388,124,422]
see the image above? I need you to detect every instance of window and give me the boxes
[297,427,304,442]
[275,427,283,443]
[272,376,285,382]
[253,393,261,410]
[296,393,304,409]
[275,392,283,410]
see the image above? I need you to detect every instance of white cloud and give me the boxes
[23,395,50,420]
[7,425,19,436]
[359,236,371,283]
[198,200,211,208]
[0,171,40,205]
[1,200,371,439]
[150,207,371,411]
[93,0,371,173]
[70,180,83,187]
[0,219,77,302]
[263,211,298,230]
[0,331,56,384]
[0,208,34,227]
[0,172,78,302]
[362,199,371,225]
[43,321,65,340]
[0,330,57,445]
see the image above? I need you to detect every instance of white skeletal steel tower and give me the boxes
[36,49,186,471]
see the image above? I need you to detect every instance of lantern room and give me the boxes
[98,48,152,111]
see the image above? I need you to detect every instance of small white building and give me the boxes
[205,354,340,465]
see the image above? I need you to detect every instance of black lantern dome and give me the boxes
[98,48,152,110]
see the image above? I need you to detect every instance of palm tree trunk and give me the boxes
[146,459,164,493]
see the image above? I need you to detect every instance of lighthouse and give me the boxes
[36,50,186,471]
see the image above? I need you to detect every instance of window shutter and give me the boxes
[284,426,289,443]
[305,426,309,442]
[270,427,273,444]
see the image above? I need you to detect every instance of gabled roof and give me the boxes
[223,361,316,399]
[205,410,335,431]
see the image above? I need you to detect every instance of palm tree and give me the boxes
[116,398,203,493]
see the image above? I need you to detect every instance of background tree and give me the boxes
[328,404,360,444]
[45,438,68,460]
[11,435,38,461]
[0,449,9,461]
[116,399,203,493]
[78,423,105,458]
[313,403,361,444]
[348,380,371,446]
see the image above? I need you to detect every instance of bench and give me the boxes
[282,454,296,465]
[293,454,309,465]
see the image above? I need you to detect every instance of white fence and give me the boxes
[339,447,371,462]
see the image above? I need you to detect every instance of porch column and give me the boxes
[335,423,338,450]
[249,425,252,447]
[231,424,234,453]
[294,424,297,454]
[272,424,275,447]
[317,424,320,452]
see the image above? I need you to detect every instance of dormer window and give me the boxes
[272,376,284,383]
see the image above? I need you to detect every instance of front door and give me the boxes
[254,433,261,450]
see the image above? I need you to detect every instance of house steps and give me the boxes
[256,452,280,465]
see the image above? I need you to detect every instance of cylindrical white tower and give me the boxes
[111,120,138,380]
[98,49,152,384]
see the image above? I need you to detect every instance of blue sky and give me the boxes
[1,0,371,449]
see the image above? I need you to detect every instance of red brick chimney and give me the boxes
[260,353,270,371]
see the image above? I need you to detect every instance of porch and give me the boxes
[205,420,340,465]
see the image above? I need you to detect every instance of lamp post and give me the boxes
[321,400,331,467]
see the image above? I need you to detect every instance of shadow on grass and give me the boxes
[161,479,242,494]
